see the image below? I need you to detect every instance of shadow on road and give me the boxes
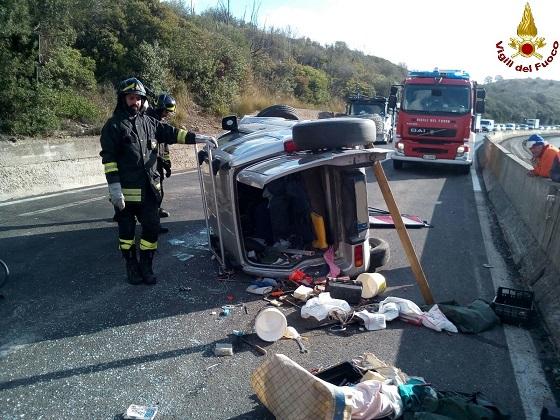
[366,160,524,415]
[0,219,261,350]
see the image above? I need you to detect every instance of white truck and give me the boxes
[525,118,540,129]
[480,119,495,132]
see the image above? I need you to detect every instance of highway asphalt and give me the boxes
[0,148,558,418]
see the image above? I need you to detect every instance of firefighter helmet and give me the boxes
[155,93,176,113]
[117,78,147,98]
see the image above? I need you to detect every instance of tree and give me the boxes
[484,76,493,84]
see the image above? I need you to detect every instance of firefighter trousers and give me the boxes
[115,186,160,251]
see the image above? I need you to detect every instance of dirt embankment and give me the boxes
[183,106,320,135]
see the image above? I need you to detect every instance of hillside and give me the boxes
[483,78,560,124]
[0,0,406,136]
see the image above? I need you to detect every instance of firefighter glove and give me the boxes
[108,183,125,211]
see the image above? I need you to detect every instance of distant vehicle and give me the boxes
[505,123,515,130]
[345,94,394,144]
[388,68,485,175]
[525,118,540,129]
[480,119,495,132]
[495,123,504,131]
[518,124,529,130]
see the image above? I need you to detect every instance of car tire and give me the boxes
[368,237,390,271]
[392,159,403,170]
[292,118,376,150]
[256,104,299,120]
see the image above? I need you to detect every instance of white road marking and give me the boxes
[0,185,106,207]
[0,170,198,207]
[472,153,554,418]
[19,196,107,216]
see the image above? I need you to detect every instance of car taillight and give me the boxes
[354,244,364,268]
[284,139,298,153]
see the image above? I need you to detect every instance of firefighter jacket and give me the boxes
[100,109,195,203]
[532,144,560,178]
[146,107,171,171]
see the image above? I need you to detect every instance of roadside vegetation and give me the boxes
[0,0,406,136]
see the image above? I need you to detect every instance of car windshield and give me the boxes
[402,84,470,114]
[350,103,385,116]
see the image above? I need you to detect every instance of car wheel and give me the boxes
[292,118,376,150]
[368,237,390,271]
[256,104,299,120]
[392,159,403,170]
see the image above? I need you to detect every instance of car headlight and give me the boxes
[397,142,404,151]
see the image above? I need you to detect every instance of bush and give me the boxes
[41,47,97,90]
[293,64,330,104]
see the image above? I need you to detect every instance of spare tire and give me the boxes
[292,118,376,150]
[256,104,299,120]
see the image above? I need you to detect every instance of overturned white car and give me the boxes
[196,105,389,278]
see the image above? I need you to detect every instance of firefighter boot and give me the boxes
[139,249,157,285]
[122,247,142,285]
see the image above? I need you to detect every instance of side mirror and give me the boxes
[222,115,238,131]
[475,100,485,114]
[477,89,486,100]
[390,86,399,96]
[388,95,397,110]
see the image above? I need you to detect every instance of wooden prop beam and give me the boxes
[373,161,435,305]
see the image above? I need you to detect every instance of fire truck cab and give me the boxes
[388,69,486,174]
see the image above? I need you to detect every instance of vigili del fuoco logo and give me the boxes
[496,2,558,73]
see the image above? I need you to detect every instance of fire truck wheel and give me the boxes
[392,160,403,170]
[458,165,471,175]
[292,118,376,150]
[256,104,299,120]
[368,237,390,271]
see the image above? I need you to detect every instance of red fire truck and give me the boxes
[388,69,486,174]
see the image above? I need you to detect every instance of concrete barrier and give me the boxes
[477,131,560,351]
[0,136,199,202]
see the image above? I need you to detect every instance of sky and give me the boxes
[190,0,560,82]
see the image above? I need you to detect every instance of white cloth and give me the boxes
[300,292,352,321]
[378,297,458,334]
[355,310,386,331]
[378,297,424,322]
[421,304,458,333]
[342,380,401,419]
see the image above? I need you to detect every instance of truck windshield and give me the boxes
[350,103,385,116]
[402,84,470,114]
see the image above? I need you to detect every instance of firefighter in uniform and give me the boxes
[146,93,176,233]
[100,78,216,285]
